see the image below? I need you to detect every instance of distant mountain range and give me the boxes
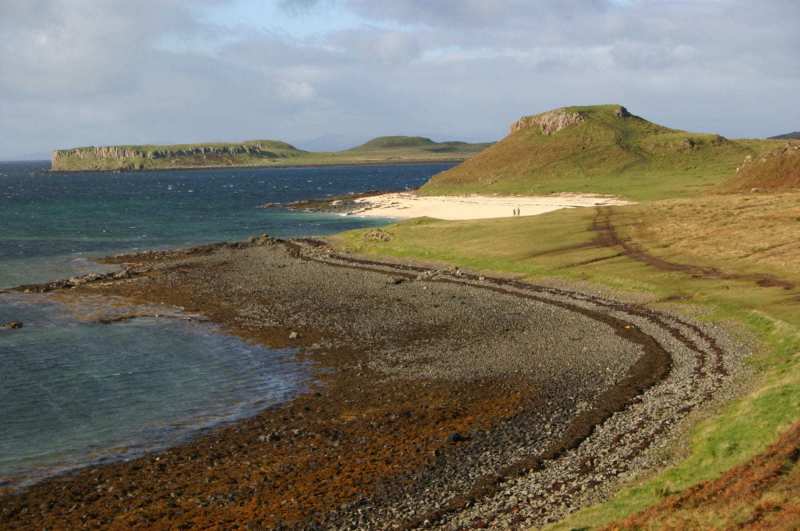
[769,132,800,140]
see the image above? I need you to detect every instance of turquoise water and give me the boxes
[0,161,447,287]
[0,293,302,487]
[0,160,451,487]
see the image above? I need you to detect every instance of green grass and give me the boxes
[347,136,492,155]
[420,105,781,200]
[330,203,800,529]
[350,136,437,149]
[552,309,800,530]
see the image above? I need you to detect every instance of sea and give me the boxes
[0,160,454,488]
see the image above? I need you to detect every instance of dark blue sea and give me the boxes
[0,160,453,487]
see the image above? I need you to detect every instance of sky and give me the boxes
[1,0,798,159]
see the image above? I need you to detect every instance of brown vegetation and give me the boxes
[728,142,800,192]
[607,421,800,529]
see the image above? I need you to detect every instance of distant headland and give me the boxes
[50,136,492,172]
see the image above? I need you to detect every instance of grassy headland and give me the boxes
[420,104,781,200]
[328,104,800,527]
[51,136,492,172]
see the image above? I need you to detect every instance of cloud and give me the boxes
[329,29,421,64]
[0,0,798,159]
[278,0,322,14]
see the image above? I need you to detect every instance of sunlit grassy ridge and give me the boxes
[330,192,800,528]
[421,104,780,200]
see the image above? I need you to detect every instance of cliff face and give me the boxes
[508,106,637,136]
[51,141,304,171]
[509,109,586,136]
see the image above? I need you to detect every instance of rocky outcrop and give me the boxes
[53,143,291,162]
[730,141,800,191]
[509,109,586,136]
[614,106,632,118]
[509,105,639,136]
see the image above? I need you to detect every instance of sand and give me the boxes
[346,192,632,220]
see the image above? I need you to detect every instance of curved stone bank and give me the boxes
[0,238,745,529]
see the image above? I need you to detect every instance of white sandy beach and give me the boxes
[347,192,632,220]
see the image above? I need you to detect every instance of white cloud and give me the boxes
[0,0,798,159]
[277,79,316,102]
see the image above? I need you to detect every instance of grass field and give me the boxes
[330,192,800,528]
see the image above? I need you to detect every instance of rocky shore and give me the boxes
[0,237,746,529]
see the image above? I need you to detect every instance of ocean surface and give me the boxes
[0,160,453,487]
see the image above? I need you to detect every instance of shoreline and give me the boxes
[0,289,307,493]
[277,191,633,221]
[47,158,463,174]
[0,236,744,528]
[347,192,633,220]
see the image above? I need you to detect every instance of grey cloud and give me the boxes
[328,29,421,64]
[278,0,323,14]
[0,0,798,159]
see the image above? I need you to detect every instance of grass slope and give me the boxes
[340,136,493,162]
[331,192,800,528]
[51,136,491,172]
[351,136,437,149]
[421,104,779,200]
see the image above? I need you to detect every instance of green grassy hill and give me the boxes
[51,136,491,172]
[340,135,492,161]
[351,136,437,149]
[421,104,780,200]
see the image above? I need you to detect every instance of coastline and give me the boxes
[271,191,633,221]
[0,236,744,529]
[345,192,632,220]
[48,158,464,174]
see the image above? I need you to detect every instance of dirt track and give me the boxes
[592,207,795,290]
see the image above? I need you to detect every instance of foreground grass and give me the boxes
[330,194,800,528]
